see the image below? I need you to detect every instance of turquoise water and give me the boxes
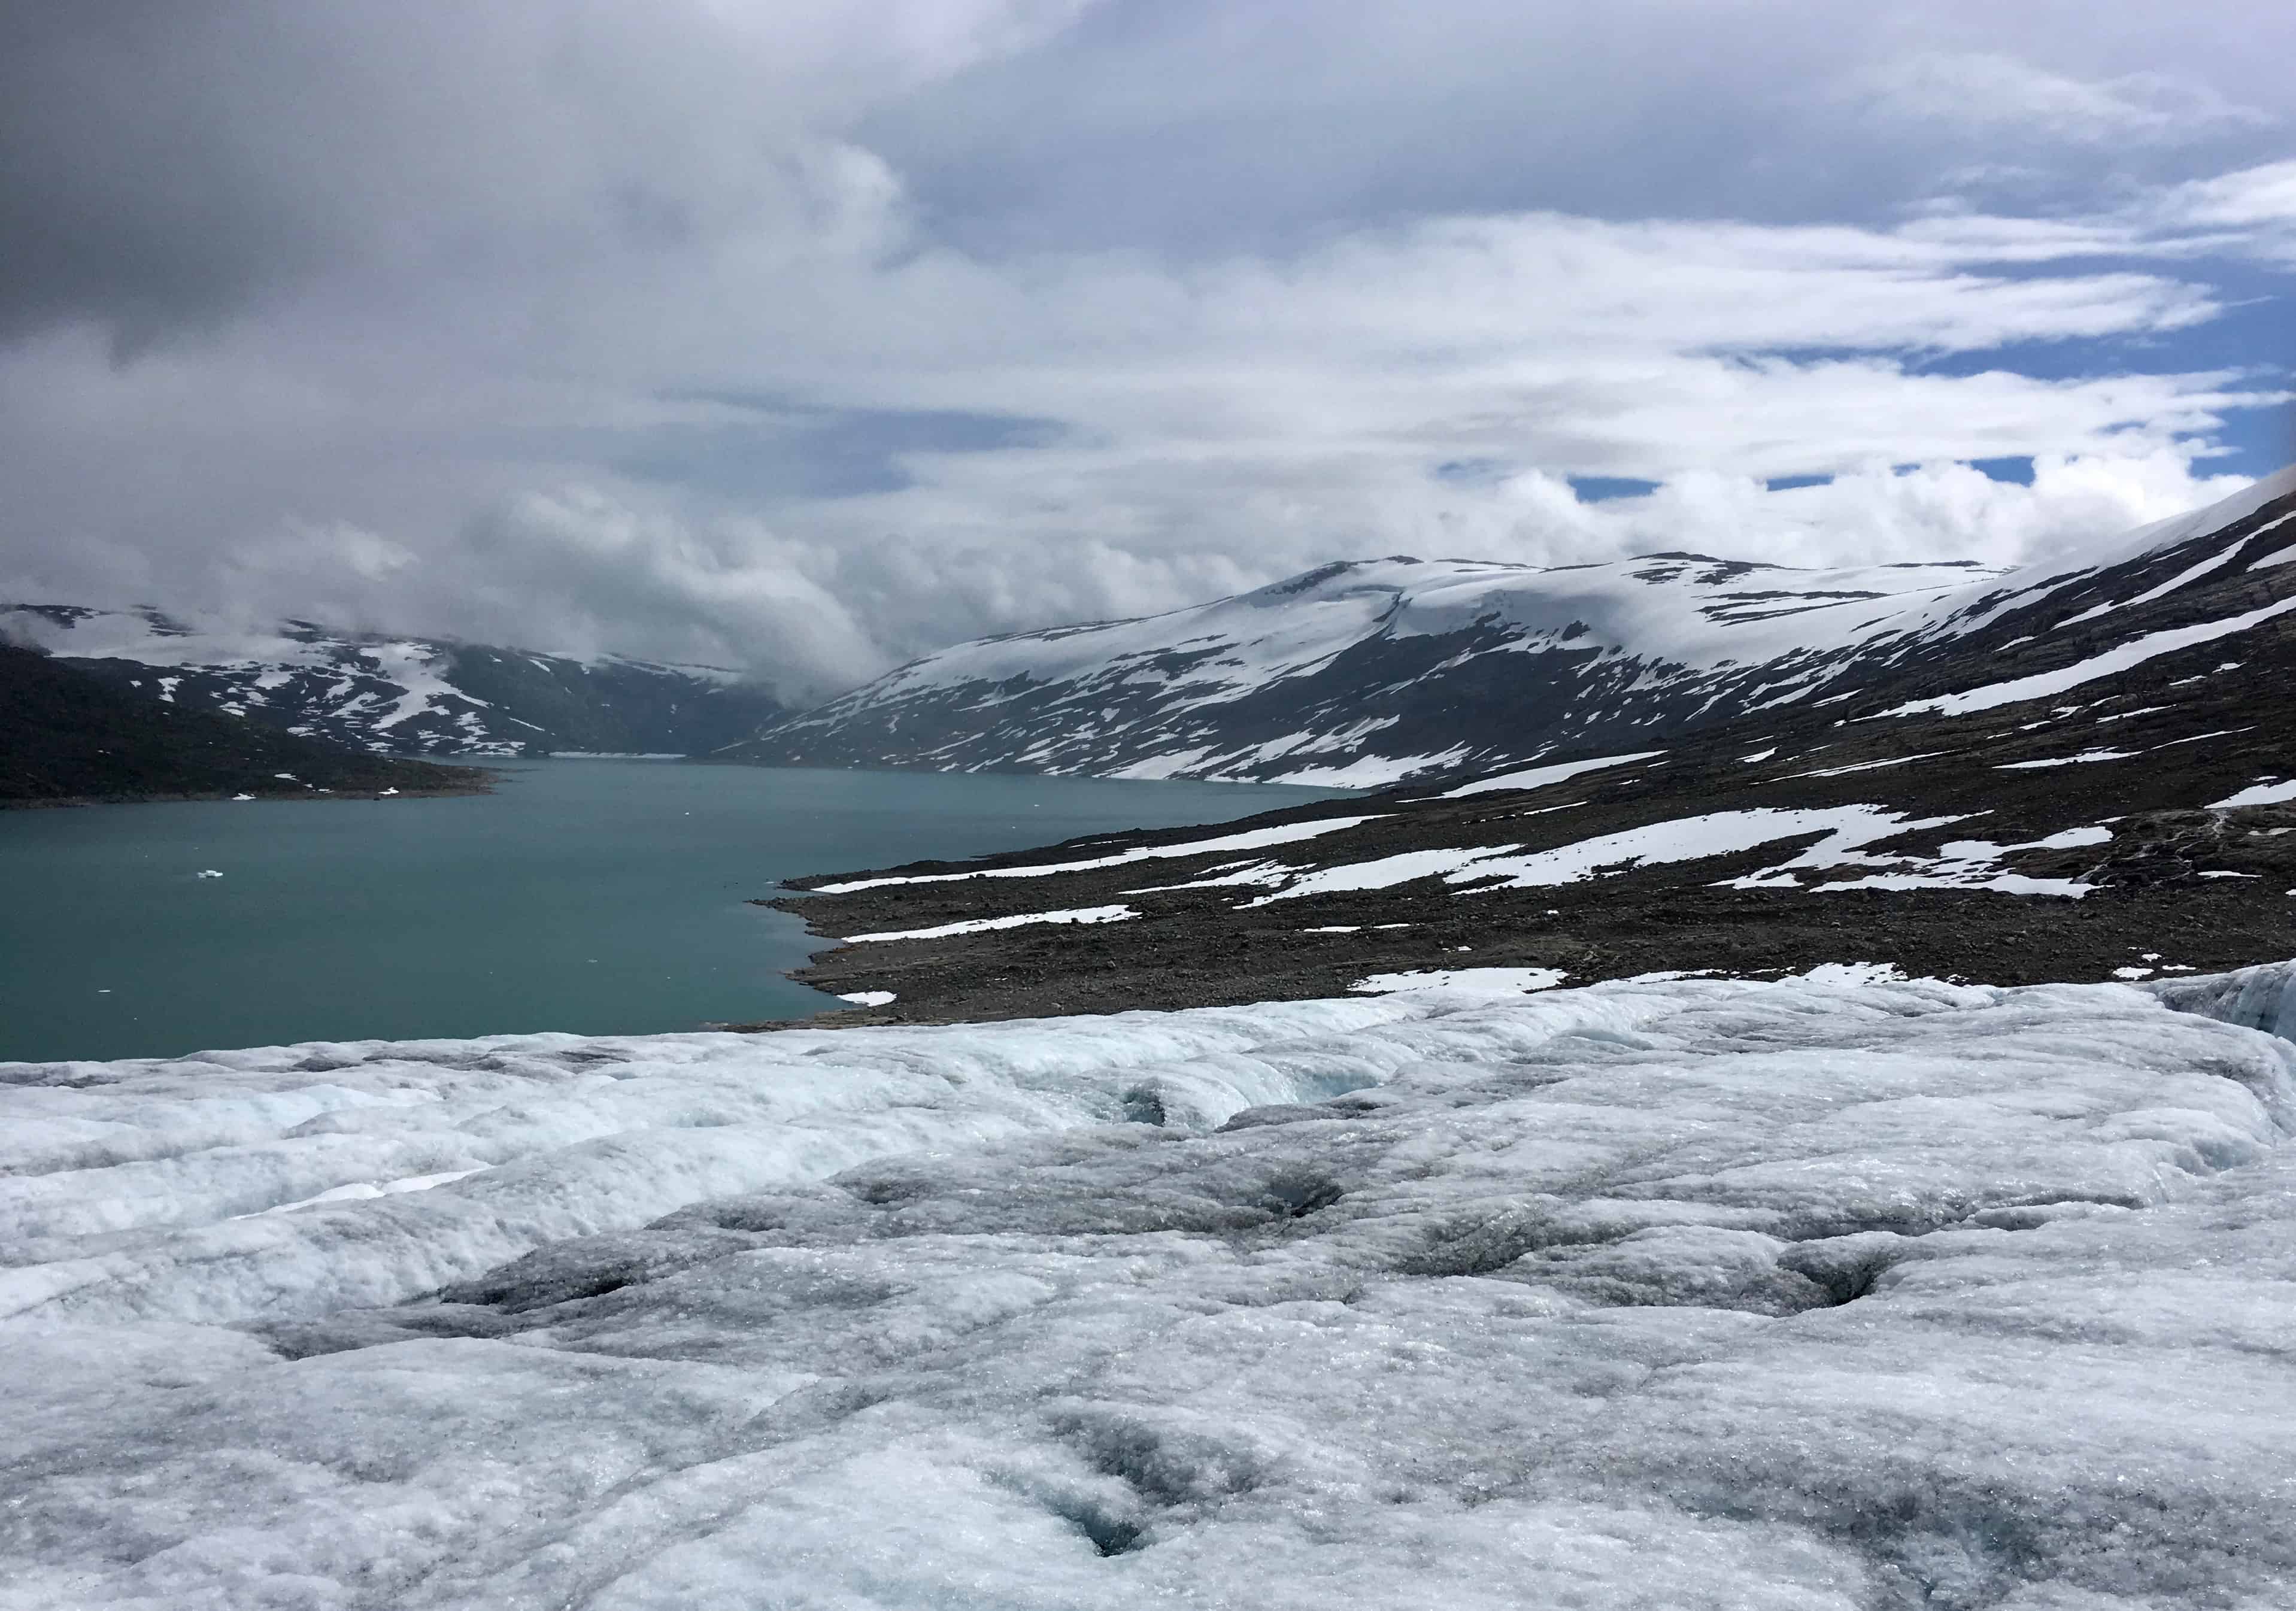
[0,762,1340,1063]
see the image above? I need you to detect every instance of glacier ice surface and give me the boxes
[4,964,2296,1608]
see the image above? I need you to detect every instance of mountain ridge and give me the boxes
[731,470,2296,787]
[0,644,487,806]
[2,606,785,759]
[753,466,2296,1023]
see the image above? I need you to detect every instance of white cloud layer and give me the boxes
[1856,51,2277,147]
[0,2,2291,699]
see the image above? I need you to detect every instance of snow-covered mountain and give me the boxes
[1,642,485,805]
[733,468,2296,785]
[765,465,2296,1023]
[1,606,784,758]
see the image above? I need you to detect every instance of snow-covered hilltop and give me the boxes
[733,551,1998,784]
[0,641,486,806]
[22,471,2288,781]
[766,466,2296,1022]
[1,606,784,759]
[5,963,2295,1605]
[733,468,2296,785]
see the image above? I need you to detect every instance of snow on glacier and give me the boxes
[4,965,2296,1607]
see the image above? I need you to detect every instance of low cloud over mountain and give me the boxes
[1,3,2291,693]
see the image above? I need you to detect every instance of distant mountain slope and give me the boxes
[0,645,484,805]
[1,608,783,759]
[768,471,2296,1021]
[732,469,2296,785]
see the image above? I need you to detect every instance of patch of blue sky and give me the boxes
[1710,266,2287,483]
[1892,259,2289,477]
[1567,476,1664,503]
[1969,456,2037,485]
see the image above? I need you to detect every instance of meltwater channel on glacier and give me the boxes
[0,760,1342,1063]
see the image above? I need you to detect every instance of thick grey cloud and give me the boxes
[0,3,326,344]
[0,0,2290,699]
[617,399,1069,500]
[0,0,1083,347]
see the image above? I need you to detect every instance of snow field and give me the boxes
[1880,591,2296,718]
[1067,805,2125,909]
[842,905,1141,942]
[1439,750,1664,798]
[2212,778,2296,809]
[2,966,2295,1606]
[1253,804,1972,903]
[1995,747,2140,769]
[811,816,1385,894]
[838,549,1993,715]
[1349,966,1569,995]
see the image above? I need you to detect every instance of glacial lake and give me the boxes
[0,761,1341,1063]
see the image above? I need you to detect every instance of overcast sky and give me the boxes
[2,1,2292,696]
